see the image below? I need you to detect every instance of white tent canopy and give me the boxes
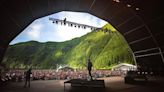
[112,63,137,71]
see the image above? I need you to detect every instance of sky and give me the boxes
[10,11,107,45]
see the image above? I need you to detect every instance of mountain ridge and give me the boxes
[3,24,134,69]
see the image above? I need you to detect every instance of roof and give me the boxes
[112,63,137,69]
[0,0,163,71]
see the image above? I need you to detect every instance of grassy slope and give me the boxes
[2,24,134,69]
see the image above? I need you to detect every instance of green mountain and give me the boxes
[2,24,135,69]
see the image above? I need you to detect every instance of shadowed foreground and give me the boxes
[1,77,164,92]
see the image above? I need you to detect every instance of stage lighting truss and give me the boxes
[49,17,100,31]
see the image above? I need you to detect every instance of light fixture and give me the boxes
[113,0,119,2]
[136,7,140,11]
[49,17,100,30]
[127,4,131,7]
[56,21,58,24]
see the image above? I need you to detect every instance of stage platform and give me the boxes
[64,79,105,92]
[64,79,105,87]
[1,77,164,92]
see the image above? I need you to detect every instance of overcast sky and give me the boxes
[10,11,107,45]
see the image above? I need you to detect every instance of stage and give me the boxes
[64,79,105,92]
[0,77,164,92]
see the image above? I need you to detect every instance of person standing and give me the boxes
[24,68,32,87]
[87,58,93,80]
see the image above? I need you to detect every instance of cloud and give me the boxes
[53,24,91,42]
[10,11,108,44]
[26,22,43,40]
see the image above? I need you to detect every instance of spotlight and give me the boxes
[52,21,55,23]
[136,7,140,11]
[117,0,120,3]
[115,0,120,3]
[56,21,58,24]
[127,4,131,7]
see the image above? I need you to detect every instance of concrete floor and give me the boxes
[0,77,164,92]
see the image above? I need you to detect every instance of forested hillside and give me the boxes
[2,24,134,69]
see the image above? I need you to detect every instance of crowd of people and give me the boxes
[0,69,123,83]
[0,58,126,87]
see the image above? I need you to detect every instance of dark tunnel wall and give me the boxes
[0,0,164,72]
